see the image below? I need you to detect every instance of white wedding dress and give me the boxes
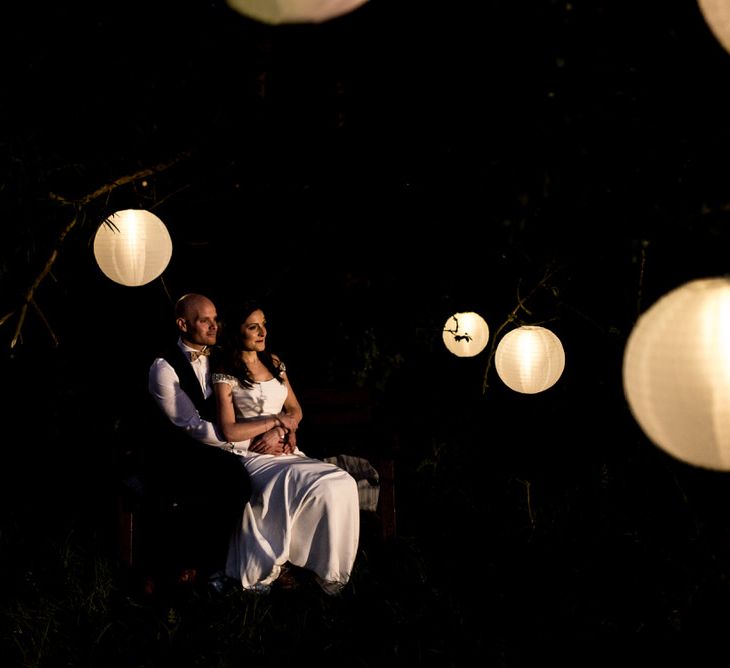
[211,373,360,594]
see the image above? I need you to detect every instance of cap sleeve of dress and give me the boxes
[211,372,238,386]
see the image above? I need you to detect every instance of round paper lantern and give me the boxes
[442,312,489,357]
[698,0,730,56]
[495,325,565,394]
[225,0,368,24]
[93,209,173,287]
[623,276,730,470]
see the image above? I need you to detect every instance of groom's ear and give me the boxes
[176,317,188,333]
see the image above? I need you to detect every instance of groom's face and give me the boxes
[180,300,219,348]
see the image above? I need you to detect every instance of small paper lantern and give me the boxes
[495,325,565,394]
[698,0,730,56]
[623,276,730,470]
[93,209,172,287]
[442,312,489,357]
[225,0,368,24]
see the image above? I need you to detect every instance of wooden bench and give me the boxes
[295,385,398,541]
[115,384,397,580]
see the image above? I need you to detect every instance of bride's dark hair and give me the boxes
[212,299,285,389]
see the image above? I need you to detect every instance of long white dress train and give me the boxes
[211,373,360,594]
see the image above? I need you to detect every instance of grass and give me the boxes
[2,524,484,668]
[6,413,730,666]
[0,511,475,668]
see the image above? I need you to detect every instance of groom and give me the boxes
[145,293,251,583]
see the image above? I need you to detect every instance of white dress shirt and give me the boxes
[148,338,243,449]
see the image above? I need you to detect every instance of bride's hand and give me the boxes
[250,426,288,455]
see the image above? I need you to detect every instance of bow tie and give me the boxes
[188,347,211,362]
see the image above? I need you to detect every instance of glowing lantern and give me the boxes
[495,325,565,394]
[93,209,172,287]
[225,0,368,24]
[623,277,730,470]
[698,0,730,56]
[442,312,489,357]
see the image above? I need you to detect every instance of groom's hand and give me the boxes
[250,426,289,455]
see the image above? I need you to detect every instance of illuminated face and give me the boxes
[180,299,218,348]
[239,309,267,352]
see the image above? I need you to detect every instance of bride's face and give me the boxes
[239,309,267,352]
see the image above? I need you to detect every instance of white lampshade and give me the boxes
[495,325,565,394]
[442,312,489,357]
[698,0,730,56]
[225,0,368,24]
[93,209,173,287]
[623,277,730,470]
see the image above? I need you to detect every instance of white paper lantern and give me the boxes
[225,0,368,24]
[698,0,730,56]
[442,311,489,357]
[495,325,565,394]
[93,209,173,287]
[623,277,730,470]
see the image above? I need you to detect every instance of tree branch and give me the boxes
[4,153,190,349]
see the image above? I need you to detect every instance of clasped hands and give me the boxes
[249,412,299,456]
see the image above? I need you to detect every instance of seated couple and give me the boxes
[147,293,360,595]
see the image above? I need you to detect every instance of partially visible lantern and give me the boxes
[623,277,730,471]
[225,0,368,24]
[495,325,565,394]
[442,311,489,358]
[698,0,730,56]
[93,209,173,287]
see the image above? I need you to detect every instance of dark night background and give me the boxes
[3,0,730,655]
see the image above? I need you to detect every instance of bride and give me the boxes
[211,301,360,595]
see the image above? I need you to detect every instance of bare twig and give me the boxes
[10,219,74,348]
[48,153,190,207]
[516,477,536,531]
[635,240,649,320]
[482,265,559,394]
